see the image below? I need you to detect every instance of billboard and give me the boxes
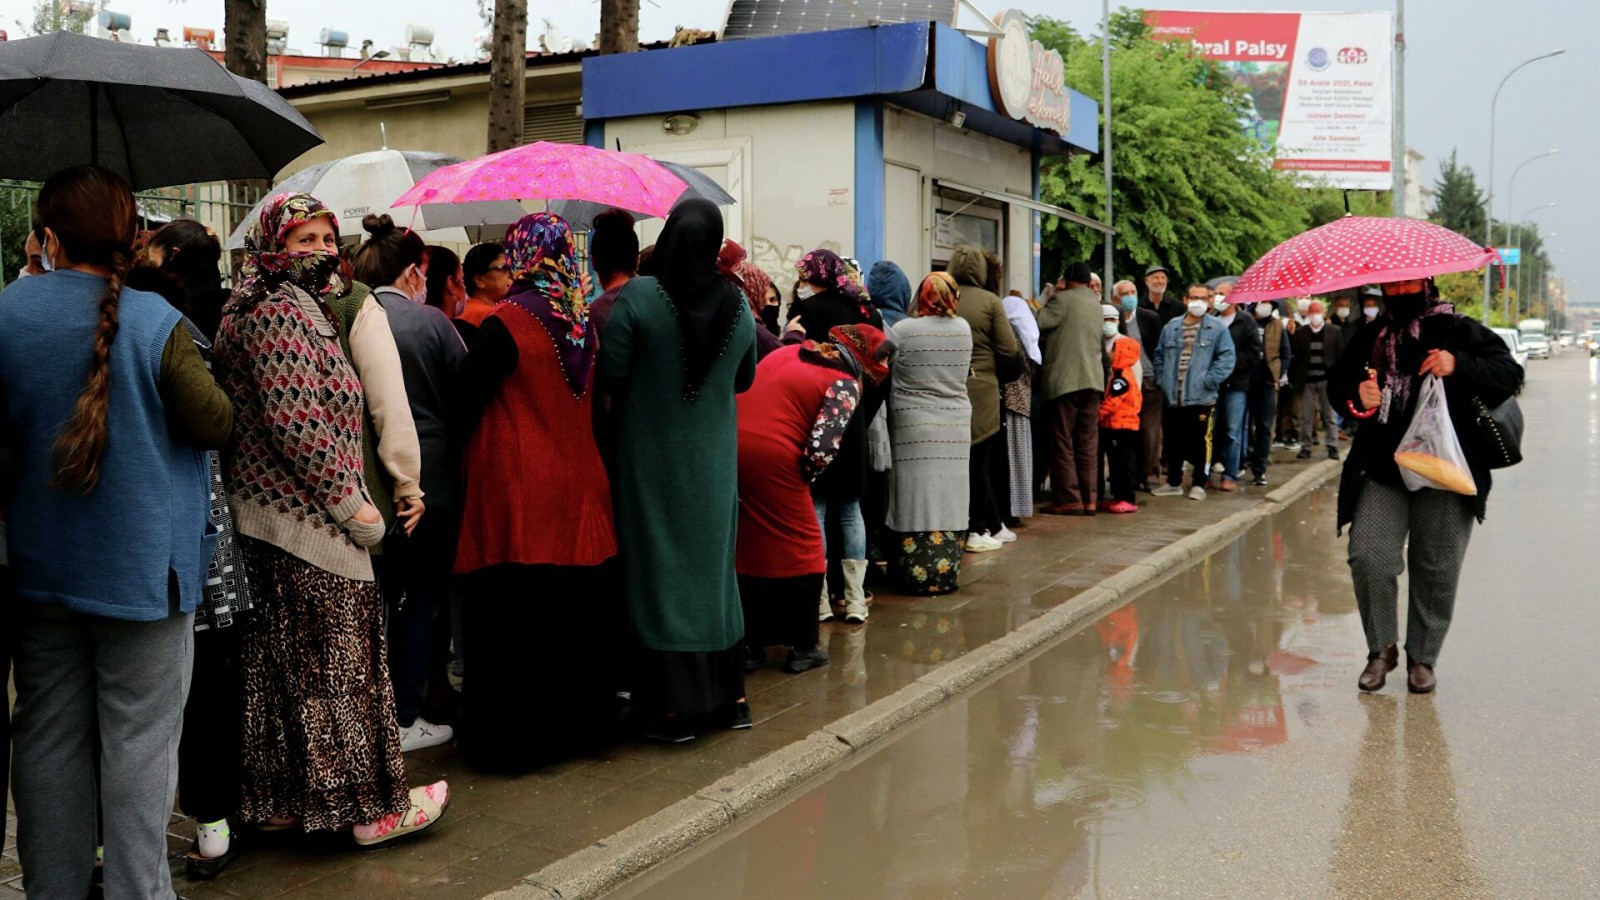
[1144,10,1395,190]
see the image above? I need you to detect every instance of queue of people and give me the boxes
[1,165,1448,898]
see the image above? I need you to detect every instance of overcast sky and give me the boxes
[51,0,1596,300]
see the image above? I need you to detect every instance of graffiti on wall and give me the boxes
[750,236,843,320]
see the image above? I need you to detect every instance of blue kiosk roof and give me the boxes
[581,22,1099,157]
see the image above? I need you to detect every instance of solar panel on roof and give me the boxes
[722,0,959,40]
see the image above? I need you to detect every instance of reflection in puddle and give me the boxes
[615,487,1373,899]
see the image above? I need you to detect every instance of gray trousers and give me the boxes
[1300,380,1337,446]
[1347,480,1475,666]
[11,600,193,900]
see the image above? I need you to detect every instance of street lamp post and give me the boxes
[1101,0,1113,299]
[1503,149,1557,255]
[1483,49,1565,309]
[1509,202,1555,322]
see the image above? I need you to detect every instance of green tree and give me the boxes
[1428,149,1486,241]
[26,0,103,35]
[1033,11,1314,286]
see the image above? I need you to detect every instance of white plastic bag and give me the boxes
[1394,375,1477,496]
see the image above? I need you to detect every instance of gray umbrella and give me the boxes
[547,159,736,230]
[0,31,322,190]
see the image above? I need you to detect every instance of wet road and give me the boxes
[615,353,1600,899]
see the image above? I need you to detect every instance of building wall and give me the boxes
[602,102,857,298]
[881,105,1036,295]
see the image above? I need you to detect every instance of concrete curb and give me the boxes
[491,459,1343,900]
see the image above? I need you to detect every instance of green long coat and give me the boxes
[597,276,757,652]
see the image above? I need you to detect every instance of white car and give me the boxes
[1492,328,1530,370]
[1520,334,1552,360]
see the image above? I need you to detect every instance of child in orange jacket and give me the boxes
[1099,305,1144,513]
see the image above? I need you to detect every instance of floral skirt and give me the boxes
[236,537,409,832]
[887,530,962,595]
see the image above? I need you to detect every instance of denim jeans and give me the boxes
[1246,379,1278,478]
[814,496,867,560]
[1213,389,1249,482]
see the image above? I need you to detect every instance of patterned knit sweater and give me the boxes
[214,284,376,582]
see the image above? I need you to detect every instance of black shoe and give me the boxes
[729,699,753,730]
[784,647,831,674]
[1252,474,1269,486]
[1296,447,1313,460]
[642,716,695,744]
[744,644,766,673]
[1328,446,1340,460]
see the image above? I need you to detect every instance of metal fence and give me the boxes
[0,179,267,285]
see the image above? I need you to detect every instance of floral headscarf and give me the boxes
[717,239,746,286]
[732,259,774,320]
[502,212,594,395]
[797,248,872,319]
[231,192,343,311]
[917,271,960,319]
[829,323,891,385]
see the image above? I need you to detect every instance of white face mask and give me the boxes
[1102,320,1120,339]
[1212,297,1229,313]
[1186,300,1209,318]
[1296,298,1312,313]
[1334,306,1350,319]
[1310,313,1325,327]
[795,284,817,301]
[1253,303,1272,319]
[1363,306,1380,319]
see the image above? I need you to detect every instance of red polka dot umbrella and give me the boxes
[1226,216,1502,305]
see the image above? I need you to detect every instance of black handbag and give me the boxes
[1471,395,1523,469]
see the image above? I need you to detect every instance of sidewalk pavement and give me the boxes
[4,450,1339,900]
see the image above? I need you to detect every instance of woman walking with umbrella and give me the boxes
[1227,216,1522,695]
[1330,277,1521,693]
[598,198,758,742]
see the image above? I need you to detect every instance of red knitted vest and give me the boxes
[455,306,617,573]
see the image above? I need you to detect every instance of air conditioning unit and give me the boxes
[182,26,215,50]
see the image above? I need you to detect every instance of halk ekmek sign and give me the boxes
[987,10,1072,136]
[1144,10,1395,191]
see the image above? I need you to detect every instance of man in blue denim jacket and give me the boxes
[1151,283,1236,500]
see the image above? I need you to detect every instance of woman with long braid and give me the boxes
[0,165,232,899]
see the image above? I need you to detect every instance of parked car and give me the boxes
[1491,327,1530,370]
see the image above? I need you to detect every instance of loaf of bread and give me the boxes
[1394,452,1477,496]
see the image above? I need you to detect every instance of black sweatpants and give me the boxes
[1162,404,1213,488]
[1100,428,1141,505]
[177,623,244,824]
[968,429,1008,536]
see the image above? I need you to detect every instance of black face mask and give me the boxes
[1384,291,1426,320]
[760,305,781,334]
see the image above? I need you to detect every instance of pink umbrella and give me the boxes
[1226,216,1502,305]
[392,141,688,220]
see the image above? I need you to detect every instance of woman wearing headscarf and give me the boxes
[452,213,618,768]
[814,323,893,625]
[1329,277,1522,694]
[1,166,230,899]
[729,253,784,360]
[790,248,883,341]
[884,273,973,594]
[213,192,446,847]
[736,338,861,673]
[598,198,758,743]
[861,262,910,570]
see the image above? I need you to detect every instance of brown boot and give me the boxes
[1358,644,1399,692]
[1407,657,1436,694]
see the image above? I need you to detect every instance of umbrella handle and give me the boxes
[1347,367,1379,420]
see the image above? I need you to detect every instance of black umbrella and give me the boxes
[0,31,323,190]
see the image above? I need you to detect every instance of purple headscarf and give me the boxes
[797,248,872,320]
[502,212,594,397]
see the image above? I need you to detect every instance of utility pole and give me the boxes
[1101,0,1113,299]
[1391,0,1405,217]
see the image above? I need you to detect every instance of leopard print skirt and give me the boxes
[236,536,409,832]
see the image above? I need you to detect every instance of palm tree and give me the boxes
[598,0,639,54]
[486,0,527,153]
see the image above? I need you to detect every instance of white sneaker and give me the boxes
[1189,486,1207,501]
[1151,484,1184,497]
[399,717,454,752]
[1211,462,1224,476]
[963,532,1003,552]
[994,525,1018,543]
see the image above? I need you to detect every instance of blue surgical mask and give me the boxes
[1119,294,1136,314]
